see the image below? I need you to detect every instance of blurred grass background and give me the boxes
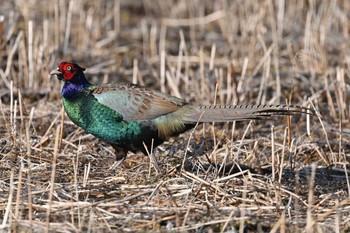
[0,0,350,232]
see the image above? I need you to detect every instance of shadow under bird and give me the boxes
[50,62,312,162]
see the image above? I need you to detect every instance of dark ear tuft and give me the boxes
[73,63,86,71]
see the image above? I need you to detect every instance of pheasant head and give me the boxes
[50,62,86,81]
[51,62,91,98]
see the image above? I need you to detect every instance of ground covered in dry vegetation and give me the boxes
[0,0,350,232]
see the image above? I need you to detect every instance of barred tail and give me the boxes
[181,104,313,123]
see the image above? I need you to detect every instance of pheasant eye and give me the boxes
[66,66,72,71]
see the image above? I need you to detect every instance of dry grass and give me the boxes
[1,0,350,232]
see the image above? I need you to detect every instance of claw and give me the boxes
[109,146,128,170]
[112,146,128,160]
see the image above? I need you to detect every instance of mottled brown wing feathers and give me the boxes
[91,83,187,121]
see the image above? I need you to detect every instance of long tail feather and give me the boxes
[182,104,314,123]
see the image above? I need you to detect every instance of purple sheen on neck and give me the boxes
[61,76,92,98]
[62,82,89,98]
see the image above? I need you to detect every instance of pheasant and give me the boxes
[50,62,311,162]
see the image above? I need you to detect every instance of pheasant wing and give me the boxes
[91,83,187,121]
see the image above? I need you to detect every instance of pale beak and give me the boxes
[50,69,62,76]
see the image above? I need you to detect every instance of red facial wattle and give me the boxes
[59,63,77,81]
[63,70,76,80]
